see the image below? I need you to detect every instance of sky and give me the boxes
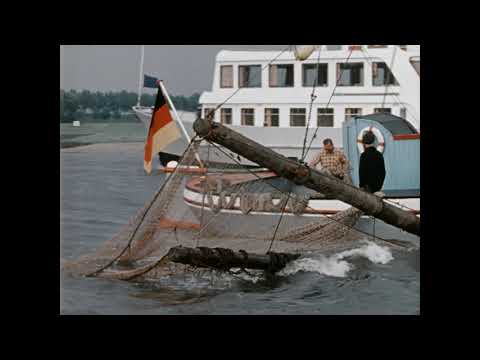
[60,45,288,96]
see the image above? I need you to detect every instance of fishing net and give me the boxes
[62,138,368,282]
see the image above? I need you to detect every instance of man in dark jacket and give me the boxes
[359,131,386,193]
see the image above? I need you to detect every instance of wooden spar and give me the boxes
[166,246,301,273]
[193,118,420,237]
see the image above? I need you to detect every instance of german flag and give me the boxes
[144,86,181,174]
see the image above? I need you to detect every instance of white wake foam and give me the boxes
[336,241,394,265]
[278,241,393,278]
[279,256,353,277]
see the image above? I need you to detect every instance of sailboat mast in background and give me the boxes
[136,45,145,107]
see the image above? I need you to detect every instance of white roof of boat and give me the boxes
[216,48,419,63]
[216,50,297,62]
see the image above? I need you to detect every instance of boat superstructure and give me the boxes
[134,45,420,167]
[198,45,419,163]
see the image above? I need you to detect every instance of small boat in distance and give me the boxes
[132,45,153,127]
[72,120,80,127]
[131,45,197,130]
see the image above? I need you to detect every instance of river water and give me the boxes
[59,122,420,315]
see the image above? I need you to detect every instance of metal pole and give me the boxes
[159,80,191,142]
[136,45,145,107]
[159,80,204,168]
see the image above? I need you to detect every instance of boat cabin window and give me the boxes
[317,108,334,127]
[345,108,362,121]
[410,59,420,76]
[221,108,232,125]
[372,62,399,86]
[303,64,328,87]
[204,108,215,121]
[241,108,255,126]
[239,65,262,88]
[220,65,233,88]
[264,108,279,127]
[326,45,342,51]
[337,63,364,86]
[269,64,294,87]
[290,108,306,127]
[400,107,407,119]
[374,108,391,114]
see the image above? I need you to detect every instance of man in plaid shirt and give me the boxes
[308,138,351,181]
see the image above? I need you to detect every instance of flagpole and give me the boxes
[159,80,204,168]
[136,45,145,107]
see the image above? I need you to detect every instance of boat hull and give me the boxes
[183,172,420,243]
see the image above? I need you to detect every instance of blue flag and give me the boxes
[144,74,159,88]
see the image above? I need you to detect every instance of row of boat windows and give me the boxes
[220,62,399,89]
[204,107,397,127]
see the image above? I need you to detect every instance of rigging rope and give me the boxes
[301,45,322,161]
[359,46,419,124]
[266,191,292,254]
[382,45,398,109]
[302,48,354,161]
[199,144,211,220]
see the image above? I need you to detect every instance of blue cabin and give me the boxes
[342,113,420,197]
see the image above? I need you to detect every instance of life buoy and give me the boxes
[357,126,385,154]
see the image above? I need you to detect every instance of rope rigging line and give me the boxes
[382,45,398,109]
[302,47,355,161]
[359,46,419,124]
[85,137,199,277]
[301,45,322,162]
[266,190,292,254]
[198,141,212,236]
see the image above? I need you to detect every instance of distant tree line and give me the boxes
[60,89,201,122]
